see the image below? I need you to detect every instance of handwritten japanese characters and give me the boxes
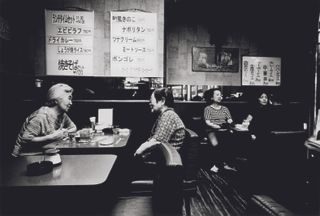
[242,56,281,86]
[110,11,160,77]
[45,10,94,76]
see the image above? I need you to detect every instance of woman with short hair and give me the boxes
[134,87,185,156]
[204,88,234,173]
[12,83,77,157]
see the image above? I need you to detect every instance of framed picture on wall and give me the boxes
[192,47,239,72]
[169,85,184,100]
[241,56,281,86]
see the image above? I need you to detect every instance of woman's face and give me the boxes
[57,93,73,112]
[258,93,269,106]
[212,90,222,103]
[149,93,164,113]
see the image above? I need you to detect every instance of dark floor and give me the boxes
[184,168,249,216]
[108,168,251,216]
[2,165,309,216]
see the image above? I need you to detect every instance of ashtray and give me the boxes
[26,161,53,176]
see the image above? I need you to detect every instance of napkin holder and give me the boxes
[45,153,62,166]
[44,149,62,166]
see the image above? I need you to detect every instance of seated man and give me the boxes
[134,87,185,156]
[12,83,77,157]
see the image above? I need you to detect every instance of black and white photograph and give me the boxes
[0,0,320,216]
[192,47,239,72]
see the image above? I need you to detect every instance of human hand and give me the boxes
[134,140,156,157]
[134,143,148,157]
[49,129,68,141]
[212,124,221,129]
[242,120,250,129]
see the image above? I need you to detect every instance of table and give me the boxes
[43,130,131,154]
[3,154,117,187]
[1,154,119,214]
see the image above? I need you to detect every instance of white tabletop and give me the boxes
[3,154,117,187]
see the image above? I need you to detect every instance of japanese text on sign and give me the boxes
[45,10,94,76]
[110,11,160,77]
[242,56,281,86]
[52,14,85,25]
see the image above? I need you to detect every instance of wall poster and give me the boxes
[45,10,94,76]
[242,56,281,86]
[110,11,160,77]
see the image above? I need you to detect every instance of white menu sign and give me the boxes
[45,10,94,76]
[110,11,159,77]
[242,56,281,86]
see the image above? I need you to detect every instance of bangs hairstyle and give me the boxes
[45,83,73,107]
[153,88,174,108]
[203,88,222,104]
[256,91,270,101]
[211,88,222,96]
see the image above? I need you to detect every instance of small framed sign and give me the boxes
[242,56,281,86]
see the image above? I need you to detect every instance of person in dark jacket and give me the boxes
[245,92,273,141]
[243,92,275,190]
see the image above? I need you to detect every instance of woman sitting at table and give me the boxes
[244,91,273,141]
[204,88,235,173]
[12,83,77,157]
[135,87,185,156]
[132,88,185,181]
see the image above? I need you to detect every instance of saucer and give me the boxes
[99,136,114,145]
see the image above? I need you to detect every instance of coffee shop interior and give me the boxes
[0,0,320,215]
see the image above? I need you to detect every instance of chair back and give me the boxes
[137,128,200,214]
[152,143,183,214]
[180,128,200,181]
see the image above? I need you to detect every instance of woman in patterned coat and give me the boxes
[12,83,77,157]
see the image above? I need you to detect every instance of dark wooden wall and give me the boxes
[165,0,318,102]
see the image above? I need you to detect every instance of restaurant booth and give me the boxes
[0,0,320,215]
